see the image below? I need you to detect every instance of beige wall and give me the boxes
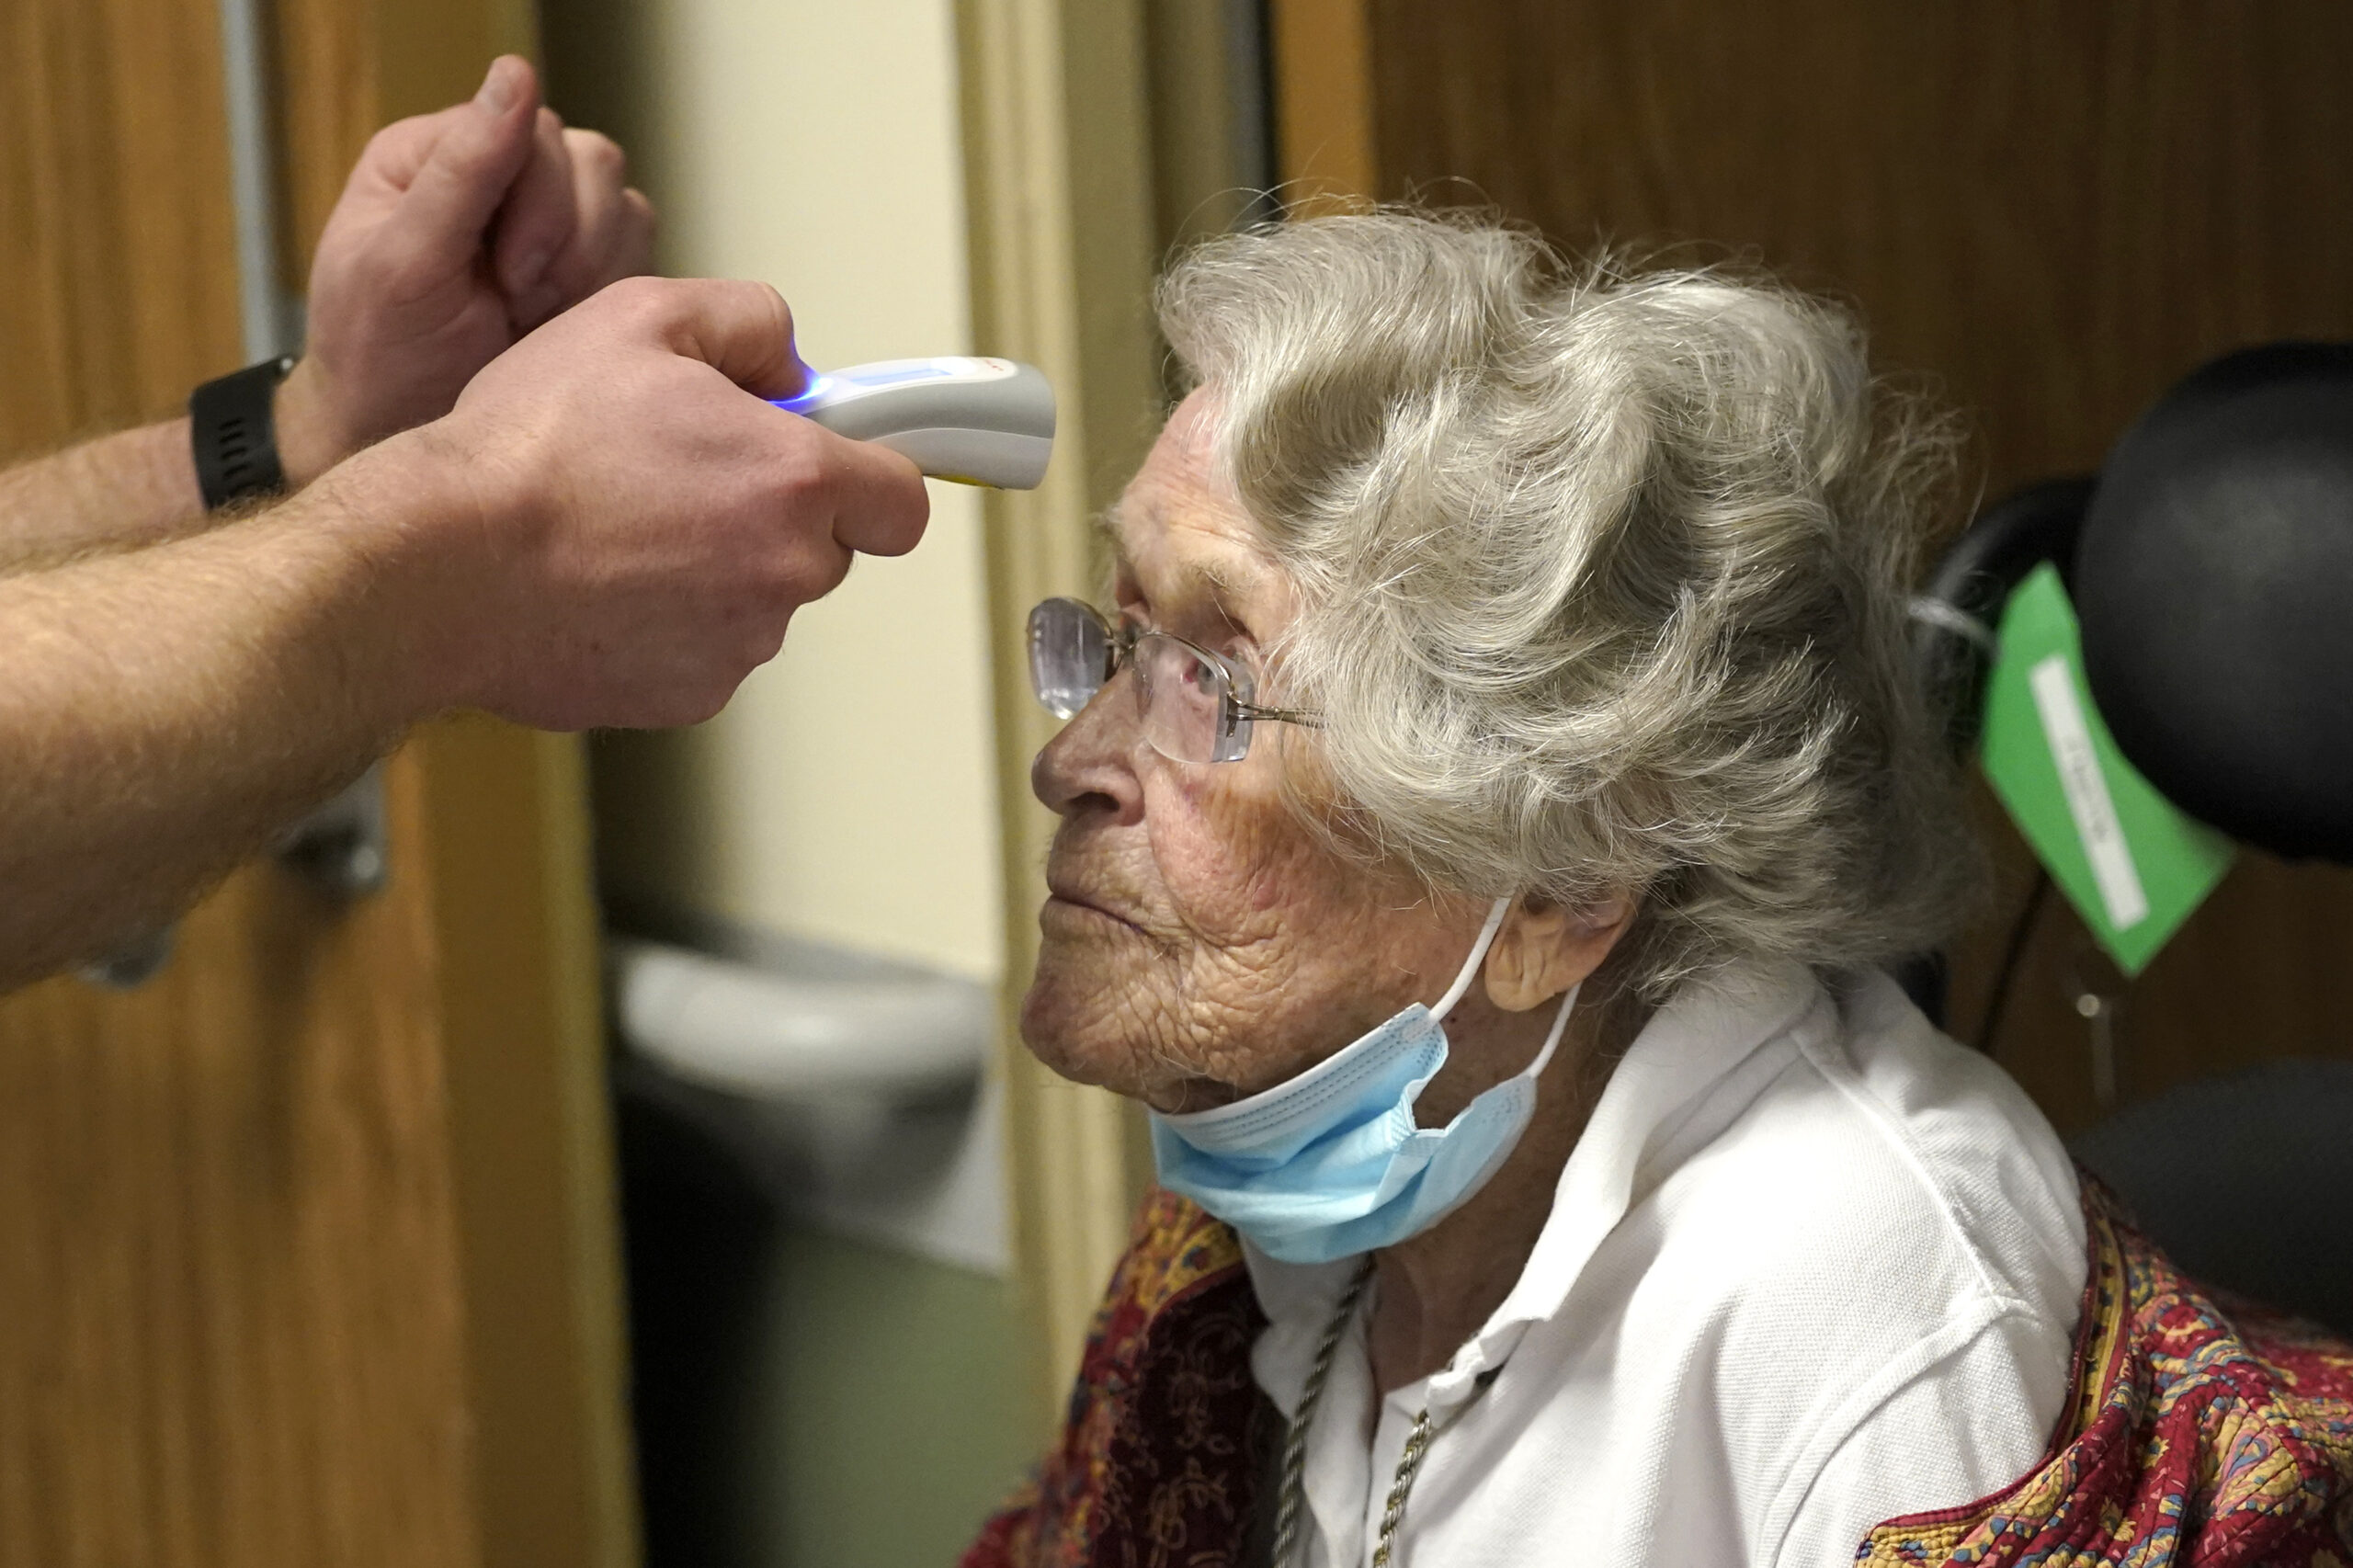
[581,0,1004,984]
[544,6,1040,1562]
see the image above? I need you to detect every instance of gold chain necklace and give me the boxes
[1270,1260,1465,1568]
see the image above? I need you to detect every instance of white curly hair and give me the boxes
[1154,210,1977,999]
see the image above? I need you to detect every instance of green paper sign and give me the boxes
[1977,563,2234,976]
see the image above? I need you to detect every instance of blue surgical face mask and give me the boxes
[1150,898,1579,1265]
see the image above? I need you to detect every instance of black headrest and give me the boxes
[1914,477,2093,753]
[2075,343,2353,864]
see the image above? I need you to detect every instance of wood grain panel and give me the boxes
[276,3,633,1561]
[1369,2,2353,497]
[1268,0,1373,207]
[0,767,479,1568]
[0,0,244,454]
[277,0,535,269]
[412,718,635,1568]
[0,5,485,1561]
[0,0,630,1563]
[1347,0,2353,1130]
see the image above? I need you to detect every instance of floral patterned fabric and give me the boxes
[1856,1179,2353,1566]
[964,1178,2353,1568]
[961,1187,1269,1568]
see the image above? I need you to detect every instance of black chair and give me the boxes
[1912,343,2353,1335]
[2068,1060,2353,1333]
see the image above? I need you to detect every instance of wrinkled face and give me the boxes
[1023,392,1485,1114]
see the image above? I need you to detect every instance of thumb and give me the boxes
[393,56,541,260]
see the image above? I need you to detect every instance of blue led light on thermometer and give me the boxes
[770,356,1054,490]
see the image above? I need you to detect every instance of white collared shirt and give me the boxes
[1246,962,2086,1568]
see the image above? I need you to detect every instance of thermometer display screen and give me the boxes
[840,364,958,388]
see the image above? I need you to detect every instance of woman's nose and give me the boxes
[1031,676,1144,823]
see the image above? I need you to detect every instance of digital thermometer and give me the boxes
[770,356,1054,490]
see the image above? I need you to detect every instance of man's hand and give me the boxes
[276,55,654,486]
[343,275,933,732]
[1,274,929,984]
[0,55,647,572]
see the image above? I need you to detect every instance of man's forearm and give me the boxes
[0,270,934,991]
[0,368,346,574]
[0,419,207,572]
[0,446,440,989]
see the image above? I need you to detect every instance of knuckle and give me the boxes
[569,129,627,178]
[363,112,428,162]
[773,474,845,540]
[638,684,718,730]
[774,445,834,506]
[741,619,789,670]
[608,271,665,301]
[676,686,733,728]
[764,281,795,340]
[719,277,793,341]
[600,271,671,323]
[776,539,852,604]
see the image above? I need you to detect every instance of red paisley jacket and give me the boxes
[963,1178,2353,1568]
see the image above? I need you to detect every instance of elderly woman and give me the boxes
[966,213,2353,1568]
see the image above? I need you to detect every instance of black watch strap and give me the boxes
[189,354,297,510]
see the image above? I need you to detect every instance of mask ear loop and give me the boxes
[1522,981,1581,1082]
[1430,896,1583,1082]
[1430,897,1514,1022]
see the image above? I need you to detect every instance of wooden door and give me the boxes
[1270,0,2353,1133]
[0,3,636,1564]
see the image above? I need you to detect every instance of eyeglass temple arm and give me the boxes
[1232,701,1320,727]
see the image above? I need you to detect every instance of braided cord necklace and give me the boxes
[1269,1259,1461,1568]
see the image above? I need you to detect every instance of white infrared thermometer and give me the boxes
[770,356,1055,490]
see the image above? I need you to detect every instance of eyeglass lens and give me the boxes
[1133,632,1248,765]
[1028,597,1111,720]
[1026,597,1252,765]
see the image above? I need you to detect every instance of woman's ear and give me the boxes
[1484,894,1634,1012]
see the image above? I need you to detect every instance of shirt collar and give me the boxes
[1245,959,1828,1411]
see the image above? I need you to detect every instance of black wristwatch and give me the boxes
[188,354,297,510]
